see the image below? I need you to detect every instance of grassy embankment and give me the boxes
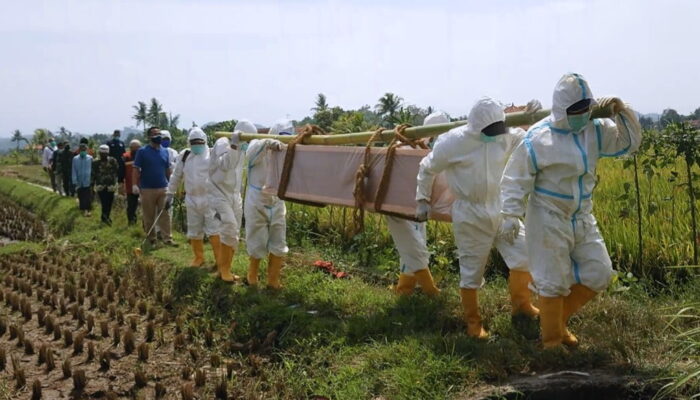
[0,168,698,398]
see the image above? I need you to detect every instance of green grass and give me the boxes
[0,164,698,398]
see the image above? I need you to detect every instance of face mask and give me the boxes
[79,151,87,158]
[50,141,56,147]
[191,144,206,155]
[150,135,162,145]
[240,142,249,152]
[480,133,499,143]
[567,112,591,132]
[161,139,171,148]
[99,154,107,160]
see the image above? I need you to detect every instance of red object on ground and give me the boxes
[313,260,349,279]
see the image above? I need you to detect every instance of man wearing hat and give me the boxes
[93,144,119,225]
[107,129,126,185]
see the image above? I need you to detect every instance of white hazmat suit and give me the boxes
[416,97,539,338]
[167,128,220,267]
[391,111,450,296]
[207,120,253,282]
[500,73,642,348]
[244,120,290,288]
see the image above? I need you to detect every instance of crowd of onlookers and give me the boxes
[41,129,176,228]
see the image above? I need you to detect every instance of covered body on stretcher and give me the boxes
[263,145,455,222]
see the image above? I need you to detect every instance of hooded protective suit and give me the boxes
[417,98,530,288]
[416,97,538,338]
[167,128,218,242]
[244,121,290,260]
[390,111,449,296]
[500,73,642,347]
[209,120,253,249]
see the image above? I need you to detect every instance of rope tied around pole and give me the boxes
[374,124,426,215]
[277,124,327,200]
[352,127,386,234]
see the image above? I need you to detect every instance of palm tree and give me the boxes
[389,107,415,126]
[375,93,403,119]
[147,98,163,127]
[132,101,148,130]
[32,129,50,148]
[11,130,27,150]
[312,93,329,113]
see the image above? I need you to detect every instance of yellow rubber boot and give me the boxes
[508,270,540,318]
[247,258,260,286]
[414,269,440,296]
[190,239,205,267]
[209,235,222,267]
[267,254,283,289]
[539,296,564,349]
[562,284,597,347]
[217,244,239,283]
[460,288,489,339]
[394,274,417,295]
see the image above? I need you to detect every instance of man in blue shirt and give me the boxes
[134,126,175,246]
[72,143,93,216]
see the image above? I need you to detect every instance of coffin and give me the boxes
[264,145,455,222]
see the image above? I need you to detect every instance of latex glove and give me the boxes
[132,185,140,195]
[267,140,285,152]
[597,96,626,115]
[525,99,542,114]
[415,199,431,222]
[498,216,521,245]
[164,193,174,210]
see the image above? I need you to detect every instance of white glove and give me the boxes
[415,200,431,222]
[267,140,285,151]
[525,99,542,114]
[164,193,174,210]
[597,96,626,115]
[132,185,140,195]
[498,216,521,245]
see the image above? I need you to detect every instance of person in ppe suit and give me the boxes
[208,120,255,283]
[166,127,221,267]
[500,73,642,348]
[392,111,450,296]
[244,120,290,289]
[416,97,541,339]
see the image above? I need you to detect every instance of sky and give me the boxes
[0,0,698,137]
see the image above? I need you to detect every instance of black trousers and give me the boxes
[126,193,139,224]
[77,187,92,211]
[98,190,115,223]
[62,173,75,196]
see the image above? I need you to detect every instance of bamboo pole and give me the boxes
[215,105,614,145]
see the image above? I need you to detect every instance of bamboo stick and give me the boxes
[214,105,614,145]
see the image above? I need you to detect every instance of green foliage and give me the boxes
[330,111,376,134]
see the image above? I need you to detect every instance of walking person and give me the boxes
[52,141,66,195]
[500,73,642,349]
[244,120,291,289]
[42,139,58,192]
[416,97,542,339]
[60,143,75,196]
[107,129,126,185]
[133,127,175,246]
[92,144,119,225]
[72,143,93,216]
[124,139,142,225]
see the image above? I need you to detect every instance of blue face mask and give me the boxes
[161,139,170,148]
[567,111,591,132]
[480,133,499,143]
[240,142,249,152]
[191,144,206,155]
[79,151,87,158]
